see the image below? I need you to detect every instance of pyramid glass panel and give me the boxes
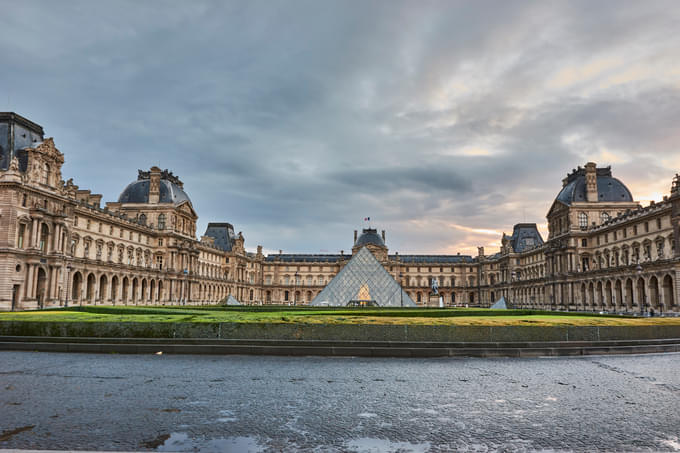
[311,247,416,307]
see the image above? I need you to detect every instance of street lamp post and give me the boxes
[636,262,643,316]
[65,265,71,308]
[399,272,403,308]
[294,272,299,306]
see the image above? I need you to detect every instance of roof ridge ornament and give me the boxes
[672,174,680,195]
[137,168,183,186]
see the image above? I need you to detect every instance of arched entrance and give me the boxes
[625,279,633,311]
[72,272,83,303]
[150,280,156,304]
[596,281,603,310]
[132,278,138,303]
[580,283,586,310]
[122,277,129,304]
[86,273,96,303]
[36,267,47,308]
[649,276,659,310]
[615,280,623,311]
[605,281,613,310]
[662,275,674,311]
[158,280,163,302]
[99,275,108,303]
[111,276,119,304]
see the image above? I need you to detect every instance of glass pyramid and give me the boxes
[311,247,416,307]
[225,295,241,306]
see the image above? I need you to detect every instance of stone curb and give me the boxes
[1,337,679,358]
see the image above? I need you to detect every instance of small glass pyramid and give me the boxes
[311,247,416,307]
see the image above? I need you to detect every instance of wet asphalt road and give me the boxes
[1,351,679,452]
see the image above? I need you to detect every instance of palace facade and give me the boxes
[1,112,678,312]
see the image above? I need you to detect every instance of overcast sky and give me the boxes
[2,1,679,256]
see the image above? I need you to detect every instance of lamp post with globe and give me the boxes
[636,262,643,316]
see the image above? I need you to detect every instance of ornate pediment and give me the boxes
[176,200,197,218]
[34,138,64,164]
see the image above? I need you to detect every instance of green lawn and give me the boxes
[1,305,679,326]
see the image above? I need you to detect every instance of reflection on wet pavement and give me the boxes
[1,351,680,451]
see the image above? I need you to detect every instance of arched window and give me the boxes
[601,212,610,223]
[578,212,588,229]
[157,214,166,230]
[44,163,50,185]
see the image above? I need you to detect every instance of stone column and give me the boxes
[31,219,39,248]
[25,264,34,299]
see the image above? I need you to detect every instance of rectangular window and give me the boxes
[657,218,662,229]
[645,222,649,233]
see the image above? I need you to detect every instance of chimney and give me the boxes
[478,246,484,257]
[149,166,161,204]
[585,162,598,202]
[381,230,385,242]
[354,230,357,243]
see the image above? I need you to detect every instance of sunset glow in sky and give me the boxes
[2,1,679,256]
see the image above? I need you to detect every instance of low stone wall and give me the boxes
[1,321,680,342]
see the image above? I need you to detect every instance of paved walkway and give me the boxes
[1,351,680,451]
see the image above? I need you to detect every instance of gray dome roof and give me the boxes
[118,179,191,205]
[556,167,633,205]
[355,228,385,248]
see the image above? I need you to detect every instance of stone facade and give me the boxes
[0,113,678,312]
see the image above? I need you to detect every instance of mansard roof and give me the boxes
[391,255,475,263]
[505,223,544,253]
[118,170,191,205]
[355,228,385,248]
[265,254,344,263]
[555,166,633,206]
[203,223,235,252]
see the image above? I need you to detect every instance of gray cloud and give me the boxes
[2,0,679,254]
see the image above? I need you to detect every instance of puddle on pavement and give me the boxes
[346,437,431,453]
[156,432,264,452]
[0,425,34,442]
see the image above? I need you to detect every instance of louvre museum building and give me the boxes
[1,112,678,313]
